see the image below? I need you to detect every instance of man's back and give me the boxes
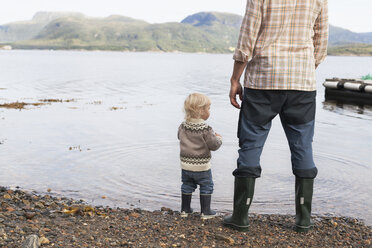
[226,0,329,233]
[234,0,328,91]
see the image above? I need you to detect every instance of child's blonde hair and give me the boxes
[184,93,211,122]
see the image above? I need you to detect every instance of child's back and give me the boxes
[178,93,222,219]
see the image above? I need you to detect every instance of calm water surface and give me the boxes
[0,50,371,225]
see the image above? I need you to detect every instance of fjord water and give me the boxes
[0,50,371,225]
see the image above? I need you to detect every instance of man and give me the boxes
[224,0,328,232]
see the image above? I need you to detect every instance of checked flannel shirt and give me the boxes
[234,0,329,91]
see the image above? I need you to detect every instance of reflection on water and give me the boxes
[0,51,371,225]
[323,100,372,119]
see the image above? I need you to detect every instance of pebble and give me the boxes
[25,212,37,220]
[39,236,50,245]
[3,194,11,199]
[215,234,235,245]
[15,211,24,216]
[22,234,39,248]
[34,202,44,209]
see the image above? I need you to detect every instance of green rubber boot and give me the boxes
[295,177,314,232]
[223,177,255,231]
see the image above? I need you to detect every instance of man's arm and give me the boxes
[313,0,329,68]
[230,0,263,109]
[233,0,263,63]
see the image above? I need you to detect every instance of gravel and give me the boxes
[0,186,371,247]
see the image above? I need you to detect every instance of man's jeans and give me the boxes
[181,169,214,195]
[233,88,318,179]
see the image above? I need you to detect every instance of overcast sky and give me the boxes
[1,0,371,32]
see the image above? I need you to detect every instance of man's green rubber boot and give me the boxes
[223,177,255,231]
[295,177,314,233]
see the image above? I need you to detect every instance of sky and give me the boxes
[0,0,371,33]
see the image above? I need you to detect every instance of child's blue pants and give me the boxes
[181,169,214,195]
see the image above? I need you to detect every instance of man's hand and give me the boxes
[229,79,243,109]
[229,60,247,109]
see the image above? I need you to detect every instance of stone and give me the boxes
[3,194,11,199]
[25,212,37,220]
[6,207,15,212]
[39,236,50,245]
[215,234,235,245]
[15,211,25,216]
[22,234,39,248]
[49,202,58,209]
[34,202,44,209]
[130,212,140,218]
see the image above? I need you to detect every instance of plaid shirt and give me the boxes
[234,0,329,91]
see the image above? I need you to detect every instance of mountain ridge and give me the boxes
[1,11,372,55]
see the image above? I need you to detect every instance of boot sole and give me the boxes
[201,214,216,220]
[223,222,249,232]
[295,224,314,233]
[180,211,193,218]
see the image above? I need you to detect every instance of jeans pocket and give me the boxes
[297,91,316,104]
[245,88,272,104]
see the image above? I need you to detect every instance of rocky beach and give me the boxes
[0,186,371,247]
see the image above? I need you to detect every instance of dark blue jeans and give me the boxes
[234,88,318,179]
[181,169,214,195]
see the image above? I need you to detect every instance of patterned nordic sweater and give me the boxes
[178,118,222,172]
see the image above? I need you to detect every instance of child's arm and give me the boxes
[204,128,222,151]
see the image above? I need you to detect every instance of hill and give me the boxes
[181,12,242,28]
[1,11,372,55]
[329,25,372,45]
[9,12,240,53]
[0,11,84,43]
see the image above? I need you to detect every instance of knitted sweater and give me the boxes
[178,118,222,172]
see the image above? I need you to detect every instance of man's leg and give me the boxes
[234,89,280,178]
[224,89,280,231]
[234,119,272,178]
[280,90,317,232]
[280,119,317,179]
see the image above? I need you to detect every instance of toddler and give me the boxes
[178,93,222,219]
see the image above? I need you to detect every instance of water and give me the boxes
[0,50,371,225]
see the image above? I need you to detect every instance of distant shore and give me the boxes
[1,44,372,57]
[1,186,371,247]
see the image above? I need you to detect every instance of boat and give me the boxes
[323,78,372,105]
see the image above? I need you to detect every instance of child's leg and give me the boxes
[198,169,214,195]
[181,170,197,217]
[198,170,216,219]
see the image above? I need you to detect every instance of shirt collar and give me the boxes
[188,118,205,124]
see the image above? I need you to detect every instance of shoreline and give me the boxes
[1,186,371,247]
[1,48,372,57]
